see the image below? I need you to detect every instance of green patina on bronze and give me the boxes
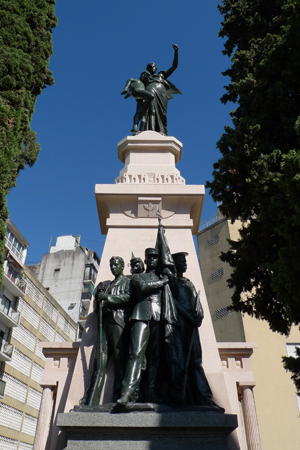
[83,223,223,413]
[122,44,181,136]
[82,256,131,406]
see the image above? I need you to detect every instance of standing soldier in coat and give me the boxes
[84,256,131,405]
[117,248,169,405]
[172,252,222,409]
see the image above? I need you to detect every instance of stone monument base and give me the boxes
[57,406,237,450]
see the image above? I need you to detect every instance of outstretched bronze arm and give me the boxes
[164,43,179,80]
[132,274,169,293]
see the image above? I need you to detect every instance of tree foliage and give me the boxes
[207,0,300,391]
[0,0,57,281]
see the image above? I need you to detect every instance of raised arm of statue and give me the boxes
[164,43,179,80]
[106,278,131,306]
[132,274,169,293]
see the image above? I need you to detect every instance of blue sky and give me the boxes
[8,1,233,264]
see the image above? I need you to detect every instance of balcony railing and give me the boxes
[82,291,92,300]
[78,310,88,327]
[5,237,23,262]
[81,298,91,310]
[16,278,27,293]
[0,338,14,362]
[0,305,20,328]
[199,214,218,232]
[199,210,224,232]
[3,264,26,297]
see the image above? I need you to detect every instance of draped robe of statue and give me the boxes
[144,73,181,135]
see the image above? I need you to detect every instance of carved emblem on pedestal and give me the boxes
[138,197,161,218]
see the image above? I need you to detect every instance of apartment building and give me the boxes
[197,211,300,450]
[0,221,77,450]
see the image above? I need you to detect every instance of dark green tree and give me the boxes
[0,0,57,282]
[207,0,300,392]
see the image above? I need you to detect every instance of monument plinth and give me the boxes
[116,131,184,184]
[57,409,238,450]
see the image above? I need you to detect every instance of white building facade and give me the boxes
[29,235,100,337]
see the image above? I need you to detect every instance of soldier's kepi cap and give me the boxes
[145,248,160,256]
[172,252,188,260]
[130,256,143,265]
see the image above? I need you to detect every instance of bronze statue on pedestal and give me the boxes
[82,222,223,413]
[122,44,181,135]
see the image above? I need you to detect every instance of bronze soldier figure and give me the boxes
[172,252,223,409]
[130,255,145,275]
[84,256,131,405]
[117,248,169,405]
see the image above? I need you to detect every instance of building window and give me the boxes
[82,282,94,300]
[0,294,11,315]
[5,230,24,261]
[84,264,97,283]
[6,265,18,283]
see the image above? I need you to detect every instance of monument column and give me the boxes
[238,382,261,450]
[33,382,56,450]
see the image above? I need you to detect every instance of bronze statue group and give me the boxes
[121,44,182,136]
[83,223,222,411]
